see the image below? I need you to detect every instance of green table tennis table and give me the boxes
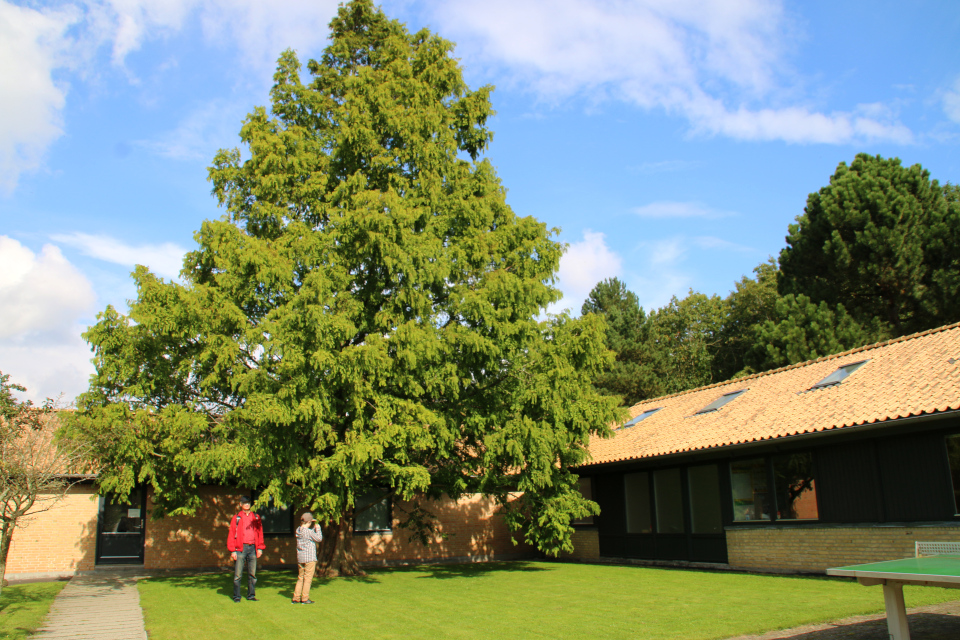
[827,554,960,640]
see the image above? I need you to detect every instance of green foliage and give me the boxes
[643,291,724,395]
[779,153,960,335]
[580,278,650,405]
[712,258,780,380]
[582,280,724,405]
[66,0,619,559]
[748,294,873,370]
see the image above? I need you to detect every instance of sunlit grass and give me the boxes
[0,581,66,640]
[138,561,958,640]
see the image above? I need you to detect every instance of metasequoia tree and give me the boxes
[1,372,86,595]
[67,0,620,576]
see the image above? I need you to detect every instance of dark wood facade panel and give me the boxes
[876,432,956,522]
[815,441,883,523]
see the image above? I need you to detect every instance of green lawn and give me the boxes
[138,561,958,640]
[0,581,66,640]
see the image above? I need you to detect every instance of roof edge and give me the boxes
[625,320,960,411]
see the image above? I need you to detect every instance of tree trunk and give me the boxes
[316,510,365,578]
[0,520,13,597]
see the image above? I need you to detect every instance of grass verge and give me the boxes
[138,562,959,640]
[0,581,66,640]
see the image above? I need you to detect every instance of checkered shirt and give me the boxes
[295,524,323,563]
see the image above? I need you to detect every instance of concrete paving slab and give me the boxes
[32,572,148,640]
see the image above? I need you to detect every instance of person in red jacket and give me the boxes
[227,495,265,602]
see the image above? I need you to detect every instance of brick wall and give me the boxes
[6,485,535,578]
[146,488,535,570]
[5,485,98,579]
[560,528,600,560]
[726,525,960,573]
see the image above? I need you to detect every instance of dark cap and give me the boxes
[239,495,252,504]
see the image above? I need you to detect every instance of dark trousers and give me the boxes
[233,544,257,600]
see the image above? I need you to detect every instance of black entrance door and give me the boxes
[95,488,146,565]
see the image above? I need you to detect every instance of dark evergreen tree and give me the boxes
[779,153,960,336]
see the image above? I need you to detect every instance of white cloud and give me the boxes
[51,232,186,279]
[95,0,341,71]
[552,230,622,314]
[0,236,97,403]
[648,237,687,266]
[0,0,343,194]
[693,236,756,252]
[426,0,913,145]
[633,201,735,219]
[0,236,95,339]
[943,76,960,124]
[0,2,81,193]
[140,100,248,161]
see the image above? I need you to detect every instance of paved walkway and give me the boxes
[725,600,960,639]
[32,572,147,640]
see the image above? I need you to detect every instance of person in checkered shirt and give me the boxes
[292,512,324,604]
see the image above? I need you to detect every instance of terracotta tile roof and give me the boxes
[585,322,960,467]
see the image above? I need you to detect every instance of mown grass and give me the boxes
[0,581,66,640]
[138,561,959,640]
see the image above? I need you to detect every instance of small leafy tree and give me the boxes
[66,0,620,576]
[0,372,86,595]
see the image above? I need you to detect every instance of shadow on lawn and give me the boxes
[389,561,548,580]
[0,584,59,616]
[142,569,381,600]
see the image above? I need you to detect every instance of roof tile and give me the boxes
[586,322,960,466]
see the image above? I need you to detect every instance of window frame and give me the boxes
[695,389,748,415]
[729,452,820,524]
[620,408,661,429]
[353,489,393,534]
[808,360,869,391]
[252,493,295,536]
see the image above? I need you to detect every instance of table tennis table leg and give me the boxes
[882,581,911,640]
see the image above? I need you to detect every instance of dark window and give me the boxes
[354,490,391,533]
[620,408,661,429]
[695,389,747,415]
[731,458,771,521]
[258,497,293,534]
[688,464,723,534]
[945,434,960,515]
[574,477,595,525]
[654,468,684,533]
[810,360,868,390]
[624,472,652,533]
[772,452,819,520]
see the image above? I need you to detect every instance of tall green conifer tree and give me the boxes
[67,0,620,575]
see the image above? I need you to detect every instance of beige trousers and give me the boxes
[293,561,317,602]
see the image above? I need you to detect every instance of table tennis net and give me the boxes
[915,541,960,557]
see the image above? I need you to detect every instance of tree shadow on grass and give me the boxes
[0,584,64,640]
[386,561,549,580]
[141,569,380,601]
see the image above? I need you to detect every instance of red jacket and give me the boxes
[227,511,266,552]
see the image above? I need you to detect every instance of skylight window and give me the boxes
[620,407,661,429]
[809,360,869,390]
[695,389,747,415]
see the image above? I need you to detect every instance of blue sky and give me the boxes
[1,0,959,402]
